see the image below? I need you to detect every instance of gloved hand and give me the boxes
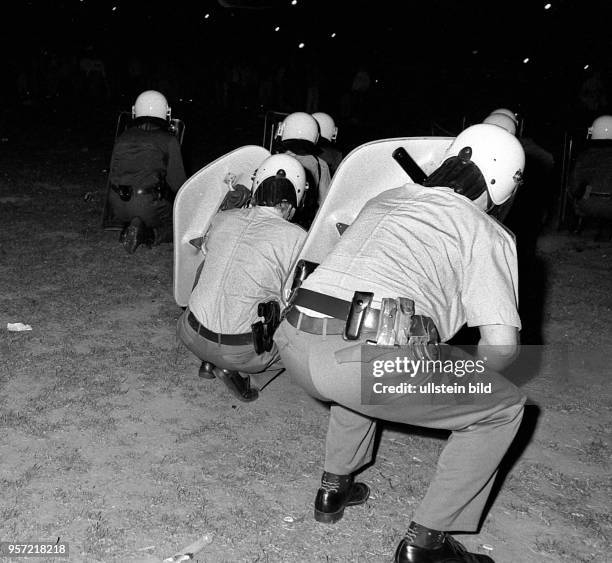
[219,185,251,210]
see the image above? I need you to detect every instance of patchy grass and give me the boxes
[1,137,611,562]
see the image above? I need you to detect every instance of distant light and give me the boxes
[472,49,479,55]
[544,3,551,9]
[111,5,117,11]
[584,64,590,70]
[274,26,280,31]
[330,32,336,38]
[204,13,210,19]
[291,0,297,4]
[375,79,379,84]
[298,42,305,48]
[523,57,530,64]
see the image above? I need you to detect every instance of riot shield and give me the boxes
[262,110,289,152]
[173,145,271,306]
[294,136,453,267]
[101,112,186,230]
[563,139,612,228]
[557,131,575,230]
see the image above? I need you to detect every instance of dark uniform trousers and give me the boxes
[108,189,172,228]
[274,318,526,532]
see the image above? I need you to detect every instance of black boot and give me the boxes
[122,217,145,254]
[198,361,216,380]
[314,471,370,524]
[118,225,128,244]
[215,369,259,402]
[394,522,494,563]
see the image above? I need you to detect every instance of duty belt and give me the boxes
[111,183,162,201]
[286,288,381,335]
[187,311,253,346]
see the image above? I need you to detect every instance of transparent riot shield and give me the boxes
[262,110,289,152]
[557,131,575,230]
[294,137,454,269]
[173,145,271,306]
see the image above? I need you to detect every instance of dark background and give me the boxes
[1,0,610,161]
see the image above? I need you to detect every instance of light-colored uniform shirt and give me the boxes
[189,207,307,334]
[301,184,521,342]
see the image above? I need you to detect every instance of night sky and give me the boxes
[2,0,611,149]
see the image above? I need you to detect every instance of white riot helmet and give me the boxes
[276,112,320,144]
[251,154,308,209]
[588,115,612,139]
[312,112,338,142]
[483,112,517,136]
[489,107,518,126]
[132,90,171,120]
[425,123,525,208]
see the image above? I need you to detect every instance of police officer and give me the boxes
[108,90,186,253]
[483,111,517,136]
[568,114,612,236]
[176,154,308,402]
[274,124,526,562]
[312,112,343,177]
[275,111,332,228]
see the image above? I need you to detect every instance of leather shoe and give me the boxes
[314,471,370,524]
[394,534,494,562]
[198,361,216,379]
[214,369,259,402]
[122,217,145,254]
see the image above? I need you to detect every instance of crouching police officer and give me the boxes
[568,114,612,236]
[108,90,186,253]
[176,154,308,402]
[274,124,527,562]
[275,111,332,229]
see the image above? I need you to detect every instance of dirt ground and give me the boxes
[0,125,611,563]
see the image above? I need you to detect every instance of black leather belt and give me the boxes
[111,184,162,199]
[187,311,253,346]
[135,185,161,196]
[286,288,381,335]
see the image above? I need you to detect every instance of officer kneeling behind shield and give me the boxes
[108,90,186,254]
[176,154,308,402]
[275,124,526,562]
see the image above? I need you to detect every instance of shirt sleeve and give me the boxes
[462,233,521,330]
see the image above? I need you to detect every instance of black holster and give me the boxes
[252,300,281,354]
[111,184,133,202]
